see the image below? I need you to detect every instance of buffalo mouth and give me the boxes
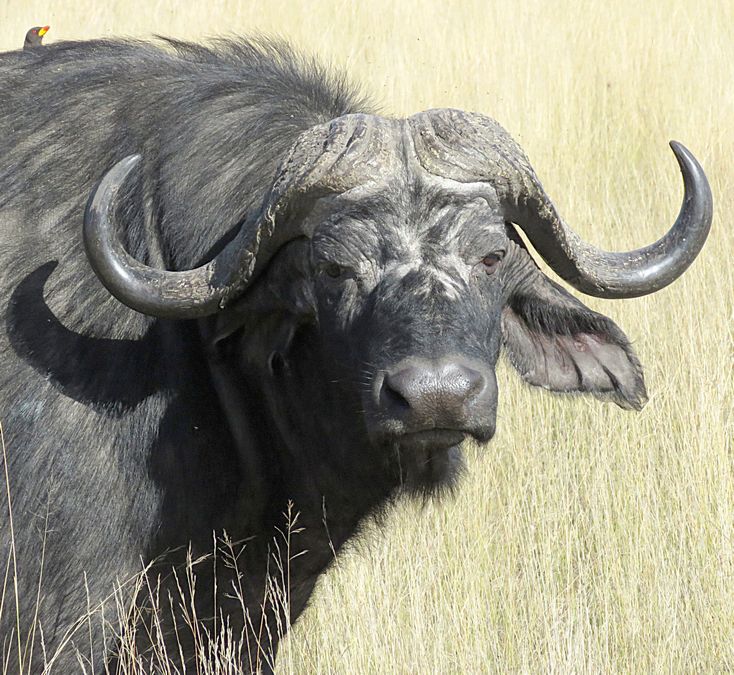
[391,429,468,494]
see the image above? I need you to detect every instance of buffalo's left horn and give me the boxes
[84,155,267,319]
[504,141,713,298]
[84,115,387,319]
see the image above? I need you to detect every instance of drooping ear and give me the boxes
[501,272,648,410]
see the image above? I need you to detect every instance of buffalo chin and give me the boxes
[394,430,467,496]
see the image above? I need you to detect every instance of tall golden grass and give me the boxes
[1,0,732,671]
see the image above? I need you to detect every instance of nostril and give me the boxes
[460,366,486,400]
[267,351,286,376]
[382,373,412,411]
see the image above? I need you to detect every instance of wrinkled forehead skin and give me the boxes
[267,108,536,239]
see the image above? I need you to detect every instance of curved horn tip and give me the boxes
[89,155,143,207]
[85,155,142,225]
[669,139,692,163]
[668,139,713,212]
[669,139,685,153]
[108,154,142,181]
[668,140,709,181]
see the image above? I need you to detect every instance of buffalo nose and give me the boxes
[381,359,488,429]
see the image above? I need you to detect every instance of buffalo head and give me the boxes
[83,109,712,492]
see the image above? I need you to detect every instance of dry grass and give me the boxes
[1,0,733,672]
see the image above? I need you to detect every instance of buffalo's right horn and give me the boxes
[83,155,268,319]
[84,114,392,319]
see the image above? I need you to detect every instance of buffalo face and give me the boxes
[308,191,507,490]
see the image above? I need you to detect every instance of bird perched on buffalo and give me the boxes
[23,25,50,50]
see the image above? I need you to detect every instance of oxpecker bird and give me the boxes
[23,25,50,50]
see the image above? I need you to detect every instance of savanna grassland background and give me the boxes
[1,0,733,672]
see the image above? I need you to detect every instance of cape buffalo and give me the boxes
[0,37,712,673]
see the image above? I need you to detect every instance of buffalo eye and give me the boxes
[321,262,344,278]
[480,252,503,274]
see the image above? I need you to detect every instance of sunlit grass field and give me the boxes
[2,0,733,672]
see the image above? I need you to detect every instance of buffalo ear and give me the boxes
[501,275,648,410]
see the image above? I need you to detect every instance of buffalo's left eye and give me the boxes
[481,253,503,274]
[322,262,344,278]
